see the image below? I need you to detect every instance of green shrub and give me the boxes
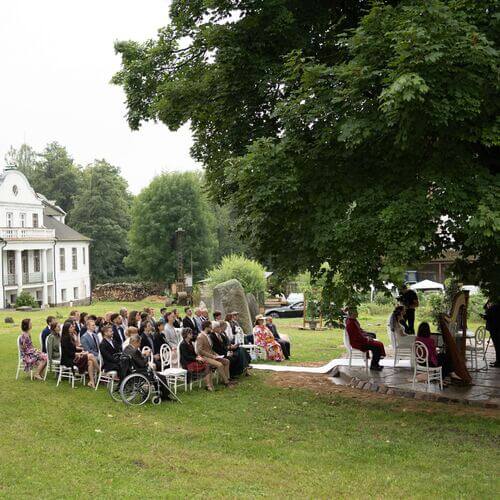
[15,291,39,308]
[207,254,267,299]
[374,291,393,305]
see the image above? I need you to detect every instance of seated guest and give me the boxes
[158,308,168,328]
[128,310,140,329]
[69,310,81,337]
[265,316,291,359]
[140,320,161,369]
[46,322,61,371]
[19,318,47,380]
[213,310,222,321]
[111,313,126,348]
[172,308,182,328]
[219,320,251,377]
[231,312,248,343]
[416,322,460,382]
[119,308,128,329]
[193,308,204,333]
[79,312,89,335]
[345,308,386,371]
[196,321,234,387]
[124,334,171,400]
[40,315,56,353]
[224,314,235,342]
[253,315,284,361]
[179,328,213,391]
[60,320,98,388]
[99,325,121,374]
[80,319,101,359]
[164,312,182,365]
[182,307,198,335]
[389,305,415,348]
[122,326,138,351]
[153,326,167,357]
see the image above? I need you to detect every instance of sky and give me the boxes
[0,0,200,194]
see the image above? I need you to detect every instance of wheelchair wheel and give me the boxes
[151,395,162,405]
[108,378,122,402]
[120,373,151,406]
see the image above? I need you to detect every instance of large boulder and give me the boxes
[246,293,259,323]
[213,279,252,334]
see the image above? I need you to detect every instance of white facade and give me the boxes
[0,167,91,308]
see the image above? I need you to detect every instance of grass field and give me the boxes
[0,301,498,498]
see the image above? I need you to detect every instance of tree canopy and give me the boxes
[126,171,217,283]
[70,160,132,283]
[114,0,500,299]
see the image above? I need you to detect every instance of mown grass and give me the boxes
[0,301,497,498]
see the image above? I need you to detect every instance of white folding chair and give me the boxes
[56,346,86,388]
[95,353,118,391]
[343,328,369,371]
[465,326,488,371]
[15,335,34,380]
[412,340,443,391]
[387,325,413,367]
[44,336,61,380]
[159,344,188,394]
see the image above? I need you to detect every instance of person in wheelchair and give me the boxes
[123,334,173,401]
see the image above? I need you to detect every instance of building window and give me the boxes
[59,248,65,271]
[20,213,26,228]
[73,287,79,300]
[6,212,13,228]
[82,247,86,265]
[72,248,77,270]
[36,290,42,301]
[61,289,67,302]
[34,250,41,272]
[33,213,39,228]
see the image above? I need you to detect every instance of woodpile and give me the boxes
[92,282,165,302]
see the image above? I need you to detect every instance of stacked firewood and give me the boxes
[92,282,165,302]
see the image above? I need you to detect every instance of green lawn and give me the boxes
[0,302,498,498]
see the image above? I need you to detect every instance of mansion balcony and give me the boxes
[0,227,55,240]
[3,271,54,286]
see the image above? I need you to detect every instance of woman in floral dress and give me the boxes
[252,315,284,362]
[19,318,47,380]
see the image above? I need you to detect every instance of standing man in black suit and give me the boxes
[99,325,121,373]
[183,307,199,336]
[111,313,126,349]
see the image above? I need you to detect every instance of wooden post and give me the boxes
[303,295,307,329]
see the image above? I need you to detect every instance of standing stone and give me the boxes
[213,279,252,334]
[246,293,259,323]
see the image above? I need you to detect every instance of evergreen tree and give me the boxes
[71,160,132,283]
[126,172,217,283]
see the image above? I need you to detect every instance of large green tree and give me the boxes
[114,1,499,299]
[126,171,217,283]
[30,142,82,214]
[70,160,132,283]
[4,143,37,177]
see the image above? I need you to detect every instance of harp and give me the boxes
[438,291,472,384]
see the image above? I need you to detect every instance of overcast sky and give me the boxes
[0,0,199,194]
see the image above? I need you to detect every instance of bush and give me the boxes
[374,291,393,305]
[207,254,267,300]
[15,291,38,308]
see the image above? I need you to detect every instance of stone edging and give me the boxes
[346,376,498,409]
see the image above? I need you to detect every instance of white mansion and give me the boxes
[0,166,90,308]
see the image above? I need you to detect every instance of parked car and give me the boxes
[264,301,304,318]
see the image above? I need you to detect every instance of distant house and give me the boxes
[405,251,459,285]
[0,166,91,308]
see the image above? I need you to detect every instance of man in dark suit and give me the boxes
[99,325,120,373]
[111,313,126,348]
[183,307,199,335]
[40,315,56,353]
[124,334,150,373]
[265,316,291,359]
[140,321,161,369]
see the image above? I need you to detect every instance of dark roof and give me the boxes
[43,215,91,241]
[37,193,66,216]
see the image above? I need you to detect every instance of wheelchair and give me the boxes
[109,355,181,406]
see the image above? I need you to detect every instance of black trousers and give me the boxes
[365,345,382,368]
[276,339,290,359]
[404,308,416,335]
